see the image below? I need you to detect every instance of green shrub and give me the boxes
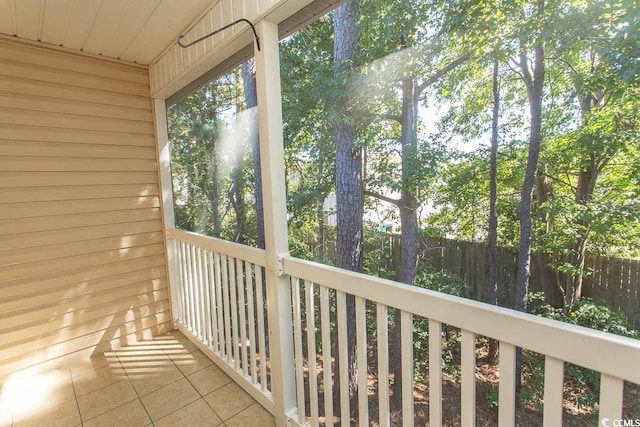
[414,270,472,299]
[525,293,639,409]
[528,292,639,339]
[411,270,472,381]
[288,236,316,261]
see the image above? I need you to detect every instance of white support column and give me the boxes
[153,99,176,229]
[254,19,297,427]
[152,98,178,329]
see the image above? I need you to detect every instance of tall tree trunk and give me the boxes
[200,87,222,239]
[397,75,420,300]
[514,0,545,392]
[209,192,221,237]
[317,161,325,263]
[380,53,470,409]
[560,156,597,307]
[242,59,269,373]
[242,59,265,249]
[514,15,547,310]
[488,58,500,308]
[389,74,421,408]
[333,0,361,417]
[229,163,246,244]
[209,149,222,238]
[563,90,600,308]
[487,58,500,359]
[515,47,545,313]
[535,171,559,306]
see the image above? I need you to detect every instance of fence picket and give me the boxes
[214,252,225,357]
[305,281,319,425]
[356,295,368,427]
[543,356,564,426]
[402,310,415,427]
[377,304,390,427]
[320,285,334,427]
[207,250,218,351]
[186,243,196,333]
[255,265,268,392]
[291,277,306,424]
[336,290,350,424]
[498,342,516,427]
[191,244,201,338]
[599,374,623,422]
[237,259,248,376]
[196,247,206,341]
[203,249,213,347]
[428,319,441,427]
[461,330,476,427]
[221,254,232,363]
[388,235,640,327]
[175,241,186,322]
[229,257,239,369]
[246,261,257,383]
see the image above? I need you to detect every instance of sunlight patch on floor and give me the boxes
[0,368,69,424]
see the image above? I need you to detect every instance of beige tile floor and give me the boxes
[0,331,275,427]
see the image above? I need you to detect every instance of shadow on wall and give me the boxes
[0,189,172,381]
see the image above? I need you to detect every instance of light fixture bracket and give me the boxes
[177,18,260,51]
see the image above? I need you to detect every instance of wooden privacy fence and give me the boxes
[379,234,640,328]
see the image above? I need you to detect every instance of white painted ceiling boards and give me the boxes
[0,0,212,64]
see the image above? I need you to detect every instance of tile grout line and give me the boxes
[183,365,228,425]
[146,337,193,424]
[187,332,276,426]
[18,332,257,427]
[114,346,158,426]
[122,334,205,426]
[225,402,263,426]
[77,352,137,425]
[178,335,235,427]
[167,331,231,426]
[172,332,260,425]
[68,365,84,426]
[120,333,209,425]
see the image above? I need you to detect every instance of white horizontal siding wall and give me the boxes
[0,37,170,380]
[149,0,312,99]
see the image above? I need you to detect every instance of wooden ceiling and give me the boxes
[0,0,213,64]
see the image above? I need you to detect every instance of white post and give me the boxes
[254,19,297,426]
[153,99,176,229]
[152,98,178,328]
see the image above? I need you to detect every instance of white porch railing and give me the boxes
[165,227,640,427]
[283,257,640,427]
[166,228,273,413]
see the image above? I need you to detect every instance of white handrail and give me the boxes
[282,255,640,385]
[166,228,266,266]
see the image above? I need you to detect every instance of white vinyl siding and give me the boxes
[0,38,170,380]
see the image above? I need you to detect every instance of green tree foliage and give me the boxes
[426,0,639,307]
[169,85,223,236]
[167,0,639,416]
[280,16,336,260]
[170,0,639,324]
[168,69,260,245]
